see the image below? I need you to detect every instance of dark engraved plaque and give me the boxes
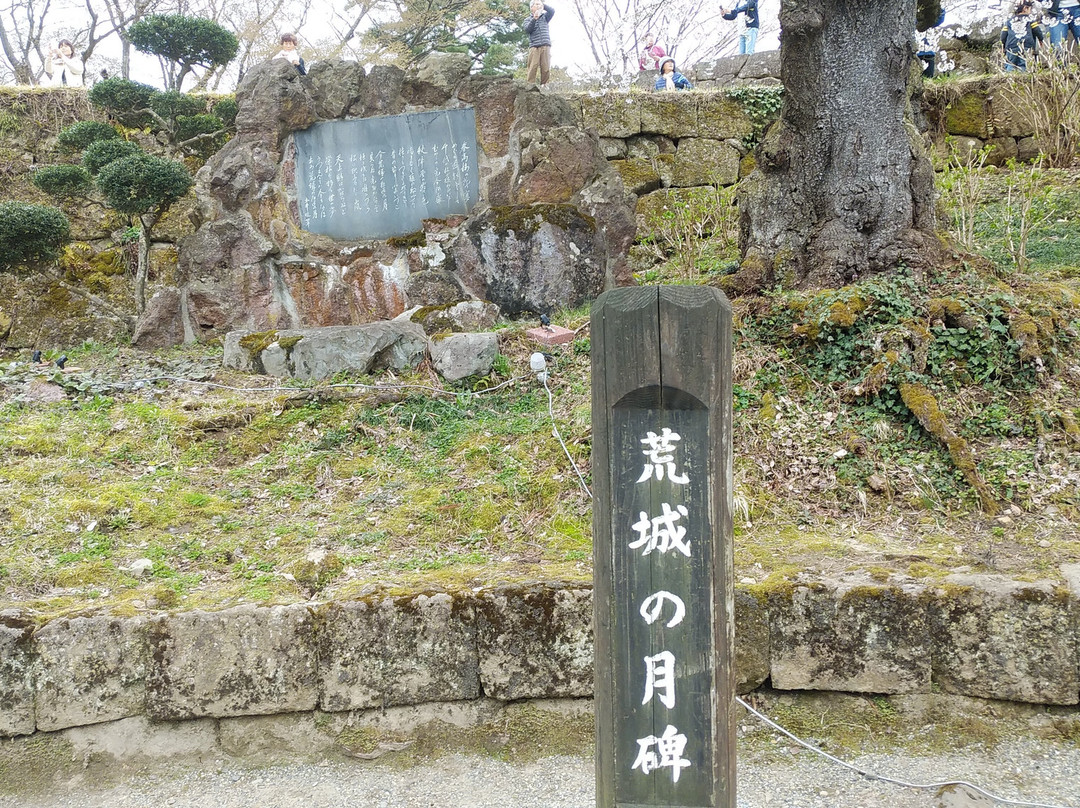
[293,108,480,240]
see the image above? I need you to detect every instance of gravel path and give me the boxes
[5,736,1079,808]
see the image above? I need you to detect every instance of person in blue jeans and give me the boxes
[1000,1,1045,72]
[1045,0,1080,52]
[721,0,759,55]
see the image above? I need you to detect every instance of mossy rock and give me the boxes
[579,93,642,138]
[488,203,596,237]
[612,157,663,195]
[943,91,990,139]
[696,95,754,140]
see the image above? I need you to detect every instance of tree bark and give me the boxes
[730,0,940,294]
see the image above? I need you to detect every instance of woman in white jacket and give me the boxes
[44,40,84,86]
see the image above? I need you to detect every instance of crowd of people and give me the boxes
[33,0,1080,91]
[998,0,1080,71]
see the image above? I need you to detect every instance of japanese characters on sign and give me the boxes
[293,109,480,240]
[592,285,734,808]
[629,427,695,785]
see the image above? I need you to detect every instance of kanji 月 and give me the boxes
[630,724,693,783]
[636,428,690,485]
[629,503,691,557]
[641,651,676,709]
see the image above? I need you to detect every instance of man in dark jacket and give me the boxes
[721,0,759,54]
[1000,1,1045,72]
[524,1,555,84]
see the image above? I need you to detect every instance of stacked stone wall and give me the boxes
[3,571,1078,747]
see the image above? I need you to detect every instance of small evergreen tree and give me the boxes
[0,203,71,271]
[82,139,143,176]
[128,14,240,91]
[56,121,121,152]
[31,165,94,198]
[96,155,193,313]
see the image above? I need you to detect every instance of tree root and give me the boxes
[899,382,1000,515]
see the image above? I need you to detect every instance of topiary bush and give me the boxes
[211,97,237,128]
[56,121,120,152]
[96,154,193,216]
[82,138,144,175]
[88,78,157,127]
[0,202,71,270]
[174,113,227,156]
[150,90,205,123]
[31,164,94,198]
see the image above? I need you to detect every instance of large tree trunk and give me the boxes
[730,0,940,293]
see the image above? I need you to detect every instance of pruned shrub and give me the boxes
[211,97,237,128]
[82,138,143,175]
[0,202,71,270]
[150,90,205,123]
[88,78,157,127]
[31,164,94,198]
[96,154,193,216]
[56,121,120,152]
[175,113,223,142]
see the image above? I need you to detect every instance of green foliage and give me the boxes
[31,164,93,198]
[96,154,193,217]
[56,121,119,152]
[725,85,784,147]
[128,14,239,89]
[364,0,528,69]
[638,185,739,279]
[88,78,157,127]
[149,90,205,122]
[0,202,71,270]
[82,138,143,176]
[210,96,237,127]
[175,113,224,143]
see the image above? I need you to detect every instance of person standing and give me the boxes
[1045,0,1080,52]
[524,1,555,85]
[274,33,306,75]
[43,40,84,86]
[1000,1,1045,72]
[639,33,666,70]
[721,0,759,55]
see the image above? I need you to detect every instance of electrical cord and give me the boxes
[532,359,1074,808]
[735,696,1076,808]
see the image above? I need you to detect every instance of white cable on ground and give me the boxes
[541,372,592,500]
[735,696,1076,808]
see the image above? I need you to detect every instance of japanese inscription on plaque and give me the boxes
[293,108,480,240]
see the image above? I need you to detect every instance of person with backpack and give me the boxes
[721,0,759,55]
[1000,1,1045,71]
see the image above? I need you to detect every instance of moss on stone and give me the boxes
[277,335,303,353]
[489,204,596,237]
[239,330,279,356]
[387,230,426,249]
[826,294,867,328]
[943,91,990,139]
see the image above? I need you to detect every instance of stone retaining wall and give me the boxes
[3,572,1078,742]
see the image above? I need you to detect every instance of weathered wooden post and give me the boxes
[591,286,735,807]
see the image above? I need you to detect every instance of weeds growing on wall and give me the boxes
[637,183,738,279]
[1012,51,1080,169]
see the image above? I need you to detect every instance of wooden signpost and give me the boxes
[591,286,735,808]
